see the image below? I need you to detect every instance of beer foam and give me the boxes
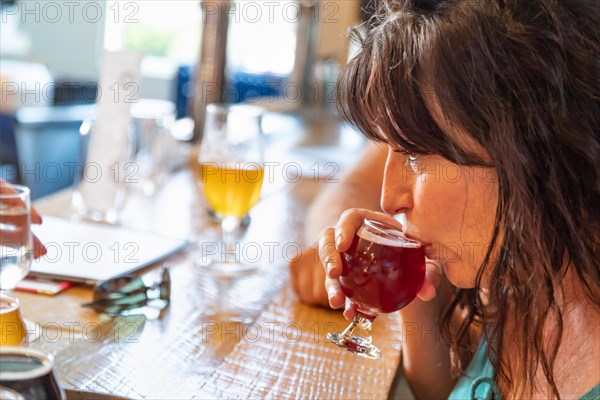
[357,225,421,248]
[202,161,263,170]
[0,295,19,313]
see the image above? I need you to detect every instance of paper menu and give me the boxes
[30,216,188,283]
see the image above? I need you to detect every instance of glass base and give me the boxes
[194,259,258,278]
[326,332,382,359]
[208,209,251,228]
[72,189,122,225]
[75,209,120,225]
[201,309,253,324]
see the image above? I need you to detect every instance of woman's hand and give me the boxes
[30,209,47,259]
[289,246,329,307]
[0,181,47,259]
[318,208,443,320]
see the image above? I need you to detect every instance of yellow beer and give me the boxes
[0,295,27,346]
[199,162,264,218]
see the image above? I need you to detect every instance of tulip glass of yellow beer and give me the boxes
[196,104,265,276]
[0,184,33,345]
[0,296,27,346]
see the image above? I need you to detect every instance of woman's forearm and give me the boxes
[303,142,386,243]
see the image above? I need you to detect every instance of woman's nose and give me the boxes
[381,149,414,216]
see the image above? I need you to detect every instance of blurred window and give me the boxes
[226,0,298,76]
[104,1,202,75]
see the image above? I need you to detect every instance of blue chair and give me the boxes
[15,104,97,200]
[0,113,21,183]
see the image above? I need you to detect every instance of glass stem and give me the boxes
[221,216,241,264]
[341,313,376,343]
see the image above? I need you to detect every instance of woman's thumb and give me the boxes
[417,259,443,302]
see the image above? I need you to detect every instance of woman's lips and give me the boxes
[403,232,439,259]
[424,245,440,261]
[403,231,425,244]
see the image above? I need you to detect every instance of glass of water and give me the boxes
[0,184,33,293]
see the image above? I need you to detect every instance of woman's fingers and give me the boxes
[318,227,343,279]
[33,235,47,259]
[0,232,46,259]
[31,207,42,224]
[289,247,328,306]
[332,209,364,253]
[324,276,344,309]
[0,229,28,244]
[317,209,406,312]
[318,228,347,309]
[289,254,302,298]
[417,259,444,302]
[334,209,402,253]
[0,182,42,224]
[317,228,348,309]
[342,298,358,320]
[311,260,328,306]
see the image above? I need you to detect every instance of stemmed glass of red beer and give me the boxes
[327,219,426,359]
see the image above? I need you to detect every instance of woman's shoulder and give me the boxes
[548,300,600,399]
[448,335,600,400]
[579,383,600,400]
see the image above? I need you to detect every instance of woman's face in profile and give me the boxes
[381,149,498,288]
[380,93,499,289]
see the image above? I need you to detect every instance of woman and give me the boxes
[318,0,600,398]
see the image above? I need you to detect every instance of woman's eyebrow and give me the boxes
[391,146,410,154]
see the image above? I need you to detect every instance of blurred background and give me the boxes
[0,0,377,200]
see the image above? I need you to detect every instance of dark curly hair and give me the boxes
[337,0,600,398]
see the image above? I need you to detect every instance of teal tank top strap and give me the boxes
[580,383,600,400]
[448,337,500,400]
[449,336,599,400]
[470,376,501,400]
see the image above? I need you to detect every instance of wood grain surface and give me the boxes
[15,167,404,399]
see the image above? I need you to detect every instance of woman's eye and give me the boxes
[392,148,421,170]
[406,154,420,169]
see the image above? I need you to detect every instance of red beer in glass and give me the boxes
[327,219,426,359]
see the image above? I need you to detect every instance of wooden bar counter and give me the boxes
[15,150,405,399]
